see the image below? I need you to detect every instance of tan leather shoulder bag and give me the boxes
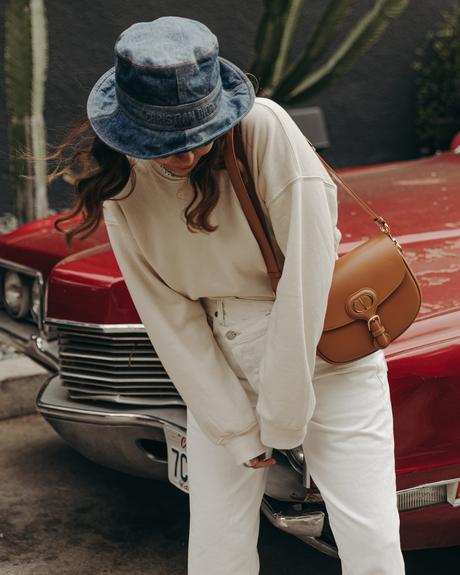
[224,125,422,364]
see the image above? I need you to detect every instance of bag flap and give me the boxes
[323,232,407,331]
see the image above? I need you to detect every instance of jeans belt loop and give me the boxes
[219,299,226,324]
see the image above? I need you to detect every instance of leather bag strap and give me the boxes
[309,141,388,227]
[224,127,281,292]
[223,125,400,295]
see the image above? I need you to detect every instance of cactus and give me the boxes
[412,3,460,154]
[4,0,49,225]
[250,0,410,105]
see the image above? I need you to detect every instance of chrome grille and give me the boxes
[397,484,447,512]
[56,325,184,406]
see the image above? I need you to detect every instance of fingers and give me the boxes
[242,451,277,469]
[251,458,276,468]
[249,455,277,469]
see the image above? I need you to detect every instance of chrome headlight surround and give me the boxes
[0,259,45,329]
[30,276,42,323]
[3,270,30,318]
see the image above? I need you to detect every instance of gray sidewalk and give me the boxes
[0,341,48,420]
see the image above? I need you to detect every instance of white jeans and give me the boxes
[187,297,405,575]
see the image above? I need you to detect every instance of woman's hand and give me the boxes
[243,452,277,469]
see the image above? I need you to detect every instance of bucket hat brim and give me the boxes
[87,57,255,159]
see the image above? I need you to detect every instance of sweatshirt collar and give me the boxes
[148,160,190,181]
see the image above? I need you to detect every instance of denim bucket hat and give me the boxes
[87,17,255,159]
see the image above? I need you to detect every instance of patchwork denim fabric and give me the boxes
[87,17,255,159]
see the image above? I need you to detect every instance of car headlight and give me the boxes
[3,270,30,319]
[30,277,42,323]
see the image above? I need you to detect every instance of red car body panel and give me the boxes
[400,504,460,550]
[0,215,110,277]
[1,151,459,549]
[14,152,456,486]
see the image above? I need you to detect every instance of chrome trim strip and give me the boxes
[0,258,43,277]
[36,375,186,428]
[66,393,185,407]
[63,380,177,391]
[43,268,51,331]
[297,536,339,558]
[0,324,59,371]
[397,477,460,494]
[60,370,173,384]
[58,330,150,340]
[46,317,146,332]
[397,485,446,512]
[60,354,161,364]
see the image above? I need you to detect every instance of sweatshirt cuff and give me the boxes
[260,421,307,450]
[221,424,268,465]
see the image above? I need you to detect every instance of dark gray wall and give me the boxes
[0,0,455,214]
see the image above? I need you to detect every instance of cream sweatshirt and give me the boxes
[102,97,341,465]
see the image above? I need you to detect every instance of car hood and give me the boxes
[337,151,459,240]
[337,152,460,320]
[44,152,460,325]
[0,151,452,326]
[33,153,460,488]
[0,213,109,278]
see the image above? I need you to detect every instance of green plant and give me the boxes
[4,0,49,225]
[249,0,410,105]
[413,2,460,154]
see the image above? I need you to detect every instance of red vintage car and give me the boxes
[0,138,459,557]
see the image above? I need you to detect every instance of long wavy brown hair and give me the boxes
[48,119,228,248]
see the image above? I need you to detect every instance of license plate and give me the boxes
[164,425,189,493]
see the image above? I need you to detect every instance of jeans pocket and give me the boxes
[230,315,270,393]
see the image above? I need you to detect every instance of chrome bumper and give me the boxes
[0,310,59,371]
[37,373,337,554]
[261,498,324,537]
[37,373,187,480]
[260,497,338,557]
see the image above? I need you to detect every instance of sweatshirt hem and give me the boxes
[220,424,268,465]
[260,422,307,450]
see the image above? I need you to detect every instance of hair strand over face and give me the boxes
[47,121,228,248]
